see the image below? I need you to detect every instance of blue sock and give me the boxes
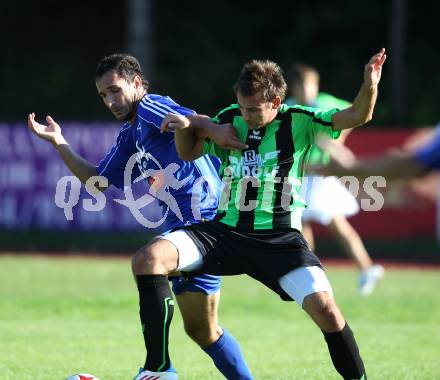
[203,329,253,380]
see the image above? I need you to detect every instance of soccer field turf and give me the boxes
[0,254,439,380]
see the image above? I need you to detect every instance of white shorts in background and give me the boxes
[301,175,360,225]
[278,266,333,306]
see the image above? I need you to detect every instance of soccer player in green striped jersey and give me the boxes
[135,48,386,379]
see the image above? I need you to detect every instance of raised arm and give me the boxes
[332,48,387,131]
[161,113,247,161]
[28,113,108,190]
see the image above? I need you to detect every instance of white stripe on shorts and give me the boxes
[160,230,203,272]
[278,266,333,306]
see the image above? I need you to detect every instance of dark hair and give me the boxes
[95,53,149,90]
[233,59,287,101]
[288,63,319,88]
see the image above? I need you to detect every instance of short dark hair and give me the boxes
[233,59,287,101]
[95,53,149,90]
[288,63,319,88]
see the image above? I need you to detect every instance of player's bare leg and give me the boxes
[176,291,222,347]
[302,291,345,332]
[303,291,366,379]
[177,290,253,379]
[328,215,372,271]
[279,266,366,378]
[329,215,384,296]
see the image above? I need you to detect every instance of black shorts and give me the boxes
[179,220,322,301]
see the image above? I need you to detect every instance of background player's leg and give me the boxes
[302,221,316,251]
[328,215,373,271]
[176,290,253,380]
[328,215,384,296]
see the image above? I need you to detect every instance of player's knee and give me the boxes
[183,319,221,347]
[132,241,168,275]
[316,301,345,332]
[304,292,345,332]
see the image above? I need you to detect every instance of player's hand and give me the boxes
[27,113,67,146]
[209,123,248,151]
[160,113,190,133]
[363,48,387,87]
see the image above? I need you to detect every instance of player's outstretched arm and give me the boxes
[332,48,387,131]
[161,113,247,161]
[28,113,106,189]
[311,152,427,179]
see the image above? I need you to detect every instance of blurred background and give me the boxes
[0,0,438,262]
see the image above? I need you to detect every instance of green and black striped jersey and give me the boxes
[203,103,340,231]
[285,93,351,166]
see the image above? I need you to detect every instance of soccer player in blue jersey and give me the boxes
[27,54,252,380]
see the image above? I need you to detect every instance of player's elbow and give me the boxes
[360,111,373,125]
[353,104,374,127]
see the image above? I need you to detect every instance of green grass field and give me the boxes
[1,254,439,380]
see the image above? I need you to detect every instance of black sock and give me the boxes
[136,275,174,372]
[322,322,366,380]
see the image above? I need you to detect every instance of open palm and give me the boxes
[364,48,387,86]
[28,113,63,145]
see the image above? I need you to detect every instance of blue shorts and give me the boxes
[170,274,221,296]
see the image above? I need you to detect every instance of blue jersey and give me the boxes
[96,94,222,230]
[413,125,440,170]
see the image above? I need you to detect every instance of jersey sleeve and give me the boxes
[201,105,238,162]
[96,125,139,189]
[302,106,341,145]
[138,96,195,131]
[413,126,440,170]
